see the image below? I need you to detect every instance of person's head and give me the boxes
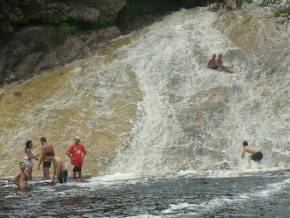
[243,141,248,147]
[74,136,80,144]
[212,54,216,59]
[20,161,26,170]
[46,151,55,161]
[218,54,222,59]
[40,137,47,145]
[25,140,33,149]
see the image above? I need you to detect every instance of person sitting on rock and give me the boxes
[207,54,218,70]
[216,54,234,73]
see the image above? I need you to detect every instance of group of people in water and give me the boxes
[207,53,234,74]
[12,137,262,192]
[12,136,86,192]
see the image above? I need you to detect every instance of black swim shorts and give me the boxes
[58,170,68,184]
[43,161,51,169]
[73,166,82,172]
[250,151,263,162]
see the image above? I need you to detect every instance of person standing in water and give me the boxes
[66,136,86,179]
[12,162,29,192]
[46,152,68,184]
[37,137,55,180]
[24,140,39,180]
[241,141,263,168]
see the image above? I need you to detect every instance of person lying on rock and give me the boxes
[12,162,29,192]
[241,141,263,168]
[216,54,234,73]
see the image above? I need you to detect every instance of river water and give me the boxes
[1,170,290,217]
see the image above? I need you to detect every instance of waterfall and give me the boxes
[109,7,290,174]
[0,7,289,176]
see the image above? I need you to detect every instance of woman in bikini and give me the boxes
[24,140,39,180]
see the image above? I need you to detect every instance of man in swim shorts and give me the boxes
[46,152,68,184]
[12,162,29,192]
[66,136,86,179]
[241,141,263,167]
[37,137,55,180]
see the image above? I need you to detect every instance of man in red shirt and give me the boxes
[66,136,86,179]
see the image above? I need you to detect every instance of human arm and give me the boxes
[241,147,245,159]
[12,172,21,186]
[51,161,58,184]
[26,149,39,161]
[82,145,87,159]
[66,145,73,159]
[37,147,45,170]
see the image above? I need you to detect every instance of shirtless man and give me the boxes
[216,54,234,73]
[46,152,68,184]
[207,54,218,70]
[12,162,29,192]
[241,141,263,168]
[37,137,55,180]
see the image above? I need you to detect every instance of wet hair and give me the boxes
[243,141,248,147]
[40,137,47,143]
[25,140,32,149]
[46,152,54,157]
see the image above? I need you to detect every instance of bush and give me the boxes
[236,0,253,8]
[56,23,78,34]
[274,6,290,17]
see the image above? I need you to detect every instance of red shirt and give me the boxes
[66,144,86,166]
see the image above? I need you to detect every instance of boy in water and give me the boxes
[66,136,86,179]
[241,141,263,168]
[37,137,55,180]
[46,152,68,184]
[12,162,29,192]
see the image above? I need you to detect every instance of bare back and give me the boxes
[52,156,66,176]
[244,145,257,154]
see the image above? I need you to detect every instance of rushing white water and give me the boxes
[108,7,290,174]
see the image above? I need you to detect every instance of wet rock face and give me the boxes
[0,0,207,85]
[0,26,121,85]
[70,7,100,23]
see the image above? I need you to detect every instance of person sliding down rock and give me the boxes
[241,141,263,168]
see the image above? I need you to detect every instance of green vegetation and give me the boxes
[236,0,253,8]
[274,6,290,17]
